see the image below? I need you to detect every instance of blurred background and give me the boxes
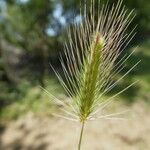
[0,0,150,150]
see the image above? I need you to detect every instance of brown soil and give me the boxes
[0,101,150,150]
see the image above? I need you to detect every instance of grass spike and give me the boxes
[44,0,139,149]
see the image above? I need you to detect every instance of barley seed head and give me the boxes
[47,0,139,122]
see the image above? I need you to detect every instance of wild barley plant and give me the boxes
[44,0,139,149]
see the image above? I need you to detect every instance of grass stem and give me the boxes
[78,121,85,150]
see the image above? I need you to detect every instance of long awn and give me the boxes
[42,0,139,149]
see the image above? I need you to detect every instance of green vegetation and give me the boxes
[0,0,149,122]
[111,40,150,103]
[1,39,149,122]
[0,77,64,121]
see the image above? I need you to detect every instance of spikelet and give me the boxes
[45,0,139,123]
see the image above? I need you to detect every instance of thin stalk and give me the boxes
[78,121,85,150]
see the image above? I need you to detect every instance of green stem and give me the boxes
[78,121,85,150]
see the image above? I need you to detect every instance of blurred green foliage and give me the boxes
[0,0,149,121]
[0,77,64,121]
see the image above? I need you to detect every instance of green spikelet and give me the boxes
[79,34,105,122]
[48,0,139,124]
[46,0,139,149]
